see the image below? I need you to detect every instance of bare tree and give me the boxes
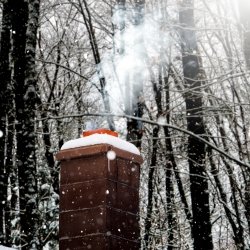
[178,0,213,248]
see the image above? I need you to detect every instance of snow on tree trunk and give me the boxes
[13,0,40,248]
[0,0,12,244]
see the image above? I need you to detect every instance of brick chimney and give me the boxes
[56,131,143,250]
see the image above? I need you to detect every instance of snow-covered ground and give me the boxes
[0,246,16,250]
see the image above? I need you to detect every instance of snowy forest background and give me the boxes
[1,0,250,249]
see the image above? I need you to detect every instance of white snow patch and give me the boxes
[157,116,166,125]
[0,246,16,250]
[61,134,140,155]
[41,183,51,191]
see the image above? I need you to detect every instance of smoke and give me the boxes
[94,4,171,114]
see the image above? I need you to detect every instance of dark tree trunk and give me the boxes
[144,126,160,249]
[163,69,178,249]
[126,0,145,148]
[11,1,29,247]
[12,0,40,248]
[179,1,213,249]
[0,0,12,244]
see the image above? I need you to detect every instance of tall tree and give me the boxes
[0,0,12,244]
[179,0,213,249]
[71,0,116,131]
[12,0,40,248]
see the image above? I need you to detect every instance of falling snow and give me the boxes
[157,116,166,125]
[107,150,116,160]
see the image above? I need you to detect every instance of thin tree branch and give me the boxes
[38,112,250,169]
